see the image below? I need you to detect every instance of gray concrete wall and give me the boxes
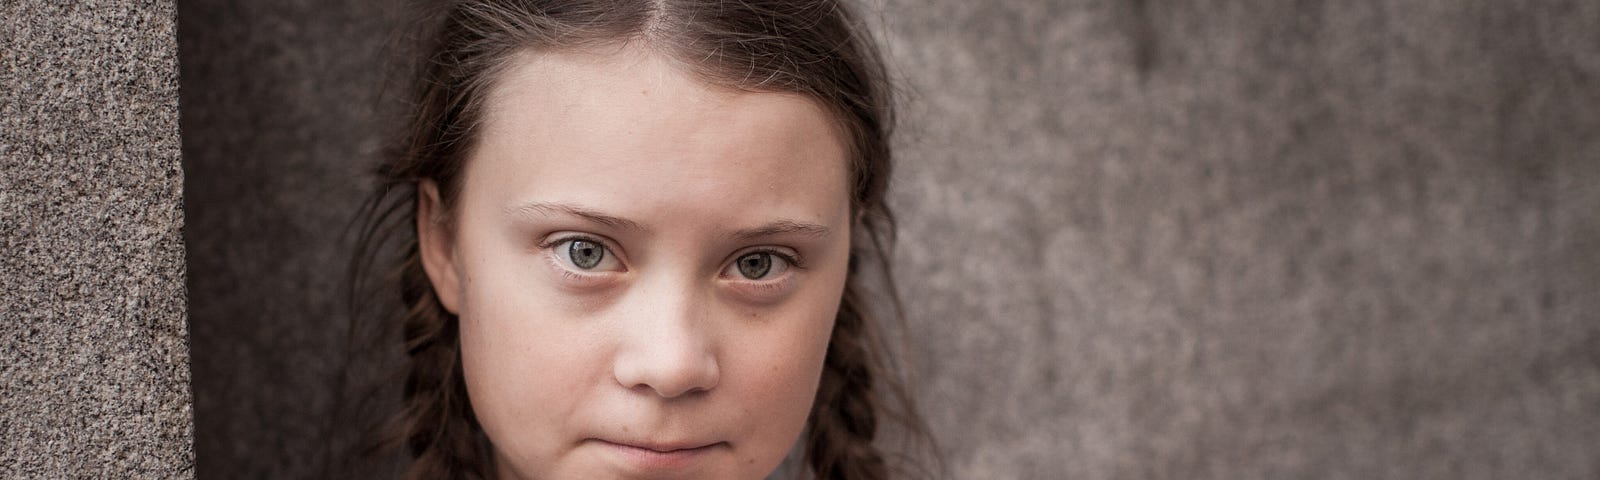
[179,0,1600,478]
[0,1,194,478]
[879,1,1600,478]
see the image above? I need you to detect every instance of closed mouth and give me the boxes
[597,438,723,453]
[593,438,726,470]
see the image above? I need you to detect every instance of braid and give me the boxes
[393,240,491,480]
[806,281,889,480]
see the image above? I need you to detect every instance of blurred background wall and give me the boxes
[179,0,1600,478]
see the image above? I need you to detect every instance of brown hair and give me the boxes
[349,1,935,478]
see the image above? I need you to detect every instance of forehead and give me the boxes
[477,44,844,151]
[459,44,852,229]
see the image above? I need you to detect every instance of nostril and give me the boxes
[614,349,720,399]
[611,284,720,398]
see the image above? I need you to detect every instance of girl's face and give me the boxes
[417,45,853,480]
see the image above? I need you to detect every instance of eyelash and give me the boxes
[537,234,625,280]
[536,234,607,252]
[732,271,795,293]
[721,248,803,303]
[734,248,803,272]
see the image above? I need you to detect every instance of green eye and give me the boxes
[568,240,605,269]
[735,252,774,279]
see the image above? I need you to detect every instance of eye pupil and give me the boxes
[737,253,772,279]
[568,240,603,269]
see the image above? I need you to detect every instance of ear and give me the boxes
[417,180,463,314]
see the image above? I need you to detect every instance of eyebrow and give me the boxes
[504,201,832,240]
[504,201,650,232]
[729,220,832,241]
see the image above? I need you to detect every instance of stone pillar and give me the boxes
[0,1,193,477]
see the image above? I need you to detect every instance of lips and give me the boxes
[604,439,720,453]
[593,438,726,471]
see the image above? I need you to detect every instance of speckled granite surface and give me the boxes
[0,1,194,478]
[180,0,1600,478]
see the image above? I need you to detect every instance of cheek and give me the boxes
[454,255,607,470]
[718,269,846,469]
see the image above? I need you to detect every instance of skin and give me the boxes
[416,44,853,480]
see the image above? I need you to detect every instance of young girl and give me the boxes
[353,1,932,478]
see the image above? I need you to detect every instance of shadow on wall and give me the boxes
[180,0,1600,478]
[178,0,411,477]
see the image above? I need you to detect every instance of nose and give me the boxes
[611,281,721,398]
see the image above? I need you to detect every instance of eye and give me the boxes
[725,251,791,280]
[549,237,624,273]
